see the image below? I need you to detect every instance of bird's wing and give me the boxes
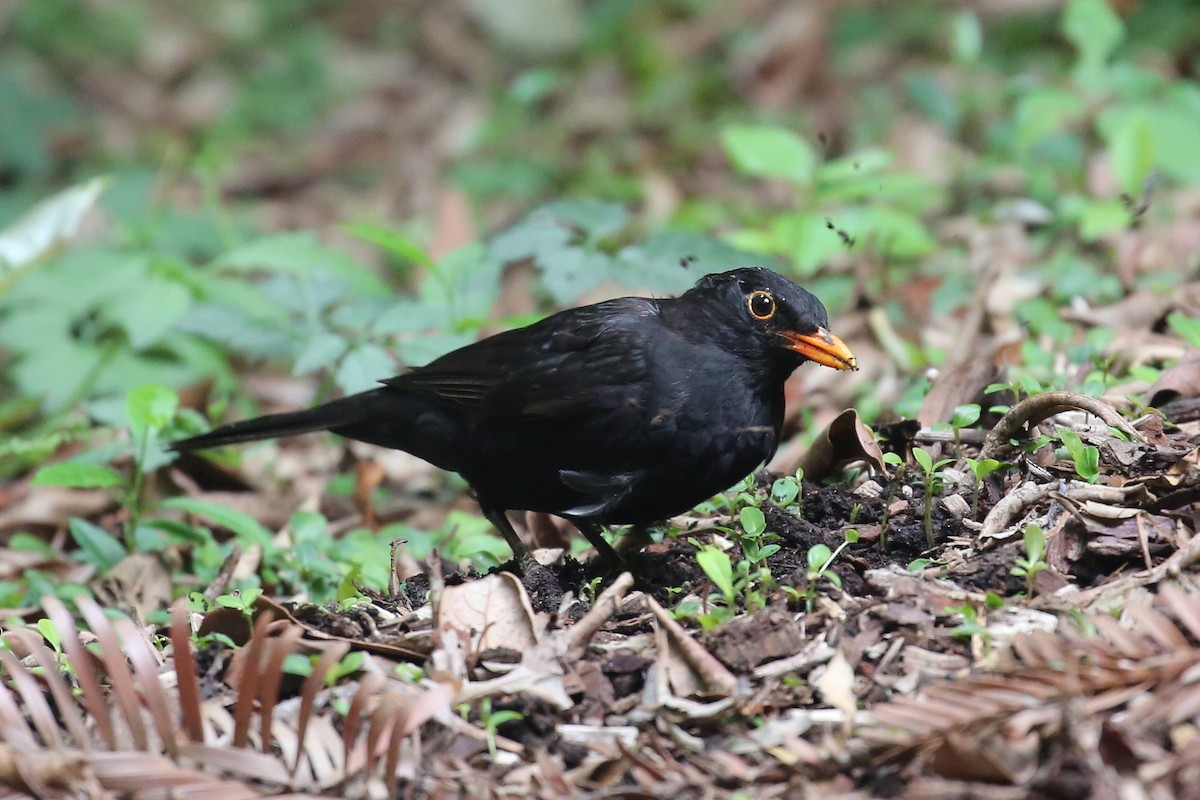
[381,298,658,417]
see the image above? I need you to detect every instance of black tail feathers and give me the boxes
[169,388,390,452]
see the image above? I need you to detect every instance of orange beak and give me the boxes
[782,327,858,371]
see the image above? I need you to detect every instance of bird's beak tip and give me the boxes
[782,327,858,371]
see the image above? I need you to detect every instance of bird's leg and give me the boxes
[480,505,536,573]
[575,522,623,565]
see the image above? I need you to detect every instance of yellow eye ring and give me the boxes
[746,290,776,321]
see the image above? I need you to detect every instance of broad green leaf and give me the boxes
[807,543,833,572]
[951,404,981,429]
[739,507,766,537]
[32,462,123,489]
[1062,0,1124,80]
[126,385,178,445]
[1013,89,1087,156]
[215,233,389,296]
[912,447,933,474]
[109,273,192,349]
[695,546,735,599]
[69,518,126,572]
[774,214,844,276]
[342,221,433,267]
[293,332,348,375]
[335,343,396,394]
[721,125,816,185]
[1078,199,1127,241]
[1167,312,1200,349]
[161,497,272,545]
[1109,113,1154,196]
[770,478,800,506]
[539,200,629,243]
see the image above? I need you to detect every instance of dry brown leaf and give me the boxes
[437,571,541,653]
[815,649,856,734]
[786,408,888,480]
[1148,351,1200,407]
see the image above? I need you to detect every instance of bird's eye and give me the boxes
[746,290,776,321]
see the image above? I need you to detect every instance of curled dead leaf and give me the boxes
[788,409,888,481]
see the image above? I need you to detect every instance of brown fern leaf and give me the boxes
[861,582,1200,789]
[0,595,443,798]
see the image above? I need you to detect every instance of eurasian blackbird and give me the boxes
[171,267,856,561]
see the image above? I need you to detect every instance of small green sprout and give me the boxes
[1011,523,1049,597]
[1058,428,1100,483]
[912,447,955,549]
[963,457,1007,519]
[801,528,859,611]
[879,451,906,552]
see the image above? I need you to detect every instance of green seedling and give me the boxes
[912,447,955,549]
[800,528,859,612]
[214,587,264,616]
[931,403,981,452]
[1057,428,1100,483]
[1011,523,1049,597]
[946,603,991,647]
[693,542,736,605]
[879,451,906,552]
[770,468,804,517]
[963,457,1008,519]
[479,698,523,759]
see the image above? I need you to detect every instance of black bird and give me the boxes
[171,267,857,561]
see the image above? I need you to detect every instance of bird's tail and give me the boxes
[170,388,393,452]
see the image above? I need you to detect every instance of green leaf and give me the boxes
[335,344,396,394]
[1062,0,1124,78]
[108,273,192,349]
[342,221,433,267]
[951,404,981,429]
[161,497,272,545]
[1023,524,1046,564]
[950,10,982,64]
[695,546,735,600]
[912,447,933,474]
[720,125,816,185]
[1167,312,1200,349]
[807,543,833,573]
[739,506,766,537]
[32,462,124,489]
[770,478,799,506]
[1078,199,1128,241]
[126,385,178,446]
[69,518,126,572]
[293,332,348,376]
[215,233,389,297]
[970,458,1005,480]
[1109,112,1155,197]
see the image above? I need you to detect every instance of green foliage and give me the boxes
[1012,524,1049,597]
[912,447,955,549]
[721,125,816,185]
[963,457,1009,519]
[1057,428,1101,483]
[1167,313,1200,350]
[794,528,859,612]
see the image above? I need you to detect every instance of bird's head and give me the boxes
[686,267,858,373]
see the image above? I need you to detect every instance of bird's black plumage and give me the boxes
[171,267,857,560]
